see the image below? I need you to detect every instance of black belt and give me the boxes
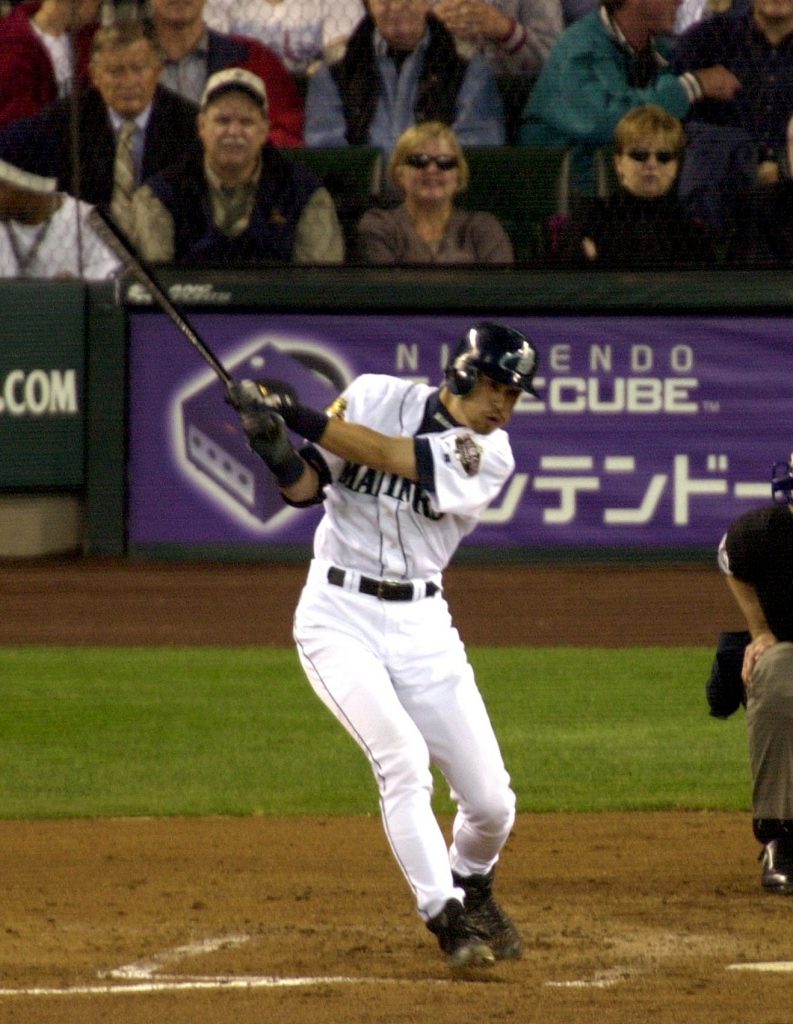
[327,567,438,601]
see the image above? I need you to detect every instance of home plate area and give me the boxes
[0,813,792,1024]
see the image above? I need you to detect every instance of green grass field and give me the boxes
[0,646,750,819]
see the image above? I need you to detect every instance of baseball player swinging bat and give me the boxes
[87,206,237,399]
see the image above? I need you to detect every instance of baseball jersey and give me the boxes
[309,373,515,581]
[718,504,793,642]
[0,195,121,280]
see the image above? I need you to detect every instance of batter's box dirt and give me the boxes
[0,813,790,1024]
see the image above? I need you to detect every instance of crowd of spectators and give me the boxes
[0,0,791,276]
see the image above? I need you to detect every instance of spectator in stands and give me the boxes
[728,114,793,266]
[555,104,717,266]
[150,0,304,146]
[673,0,733,35]
[305,0,505,156]
[560,0,598,24]
[128,68,344,265]
[432,0,563,75]
[357,120,514,263]
[0,0,102,129]
[202,0,366,76]
[519,0,740,192]
[0,20,200,233]
[0,157,120,279]
[673,0,793,231]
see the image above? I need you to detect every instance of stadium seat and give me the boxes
[283,146,383,251]
[458,145,571,262]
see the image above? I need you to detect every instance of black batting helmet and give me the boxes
[445,322,540,398]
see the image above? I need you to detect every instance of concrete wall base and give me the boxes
[0,495,83,557]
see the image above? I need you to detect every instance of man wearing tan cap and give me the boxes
[150,0,304,146]
[129,67,344,265]
[0,158,120,279]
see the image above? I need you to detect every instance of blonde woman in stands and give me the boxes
[558,105,717,267]
[202,0,366,76]
[357,121,514,265]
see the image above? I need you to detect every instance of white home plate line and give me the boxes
[99,933,252,979]
[727,962,793,973]
[545,967,631,990]
[0,976,414,998]
[0,932,450,997]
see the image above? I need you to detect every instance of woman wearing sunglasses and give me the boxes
[558,104,718,268]
[356,121,514,265]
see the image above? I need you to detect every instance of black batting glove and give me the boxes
[227,378,297,415]
[231,377,329,443]
[238,406,306,488]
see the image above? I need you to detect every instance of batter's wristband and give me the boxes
[254,443,306,488]
[290,404,329,443]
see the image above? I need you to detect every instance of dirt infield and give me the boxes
[2,557,787,1024]
[0,557,741,646]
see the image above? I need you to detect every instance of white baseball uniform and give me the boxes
[293,373,517,921]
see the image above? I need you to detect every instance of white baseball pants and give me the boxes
[293,559,516,921]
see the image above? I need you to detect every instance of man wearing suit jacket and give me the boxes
[0,20,199,218]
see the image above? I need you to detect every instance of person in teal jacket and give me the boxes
[519,0,740,193]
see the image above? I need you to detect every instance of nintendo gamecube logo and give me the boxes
[171,335,352,531]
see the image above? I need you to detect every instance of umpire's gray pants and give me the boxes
[748,642,793,820]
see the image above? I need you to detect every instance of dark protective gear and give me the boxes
[445,322,540,398]
[772,453,793,504]
[233,391,305,488]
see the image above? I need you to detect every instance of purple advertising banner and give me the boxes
[128,312,793,551]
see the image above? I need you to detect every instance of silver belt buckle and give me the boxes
[378,578,400,599]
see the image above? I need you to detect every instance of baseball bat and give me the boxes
[88,207,236,395]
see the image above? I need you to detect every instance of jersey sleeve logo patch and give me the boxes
[455,433,482,477]
[326,396,347,420]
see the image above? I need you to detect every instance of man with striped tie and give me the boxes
[0,21,199,216]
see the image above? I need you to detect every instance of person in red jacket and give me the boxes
[150,0,304,147]
[0,0,102,129]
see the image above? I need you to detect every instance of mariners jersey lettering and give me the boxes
[338,462,443,519]
[310,374,515,580]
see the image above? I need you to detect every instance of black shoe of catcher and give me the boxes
[452,869,523,959]
[760,838,793,894]
[426,898,495,969]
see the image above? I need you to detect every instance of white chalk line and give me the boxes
[727,961,793,973]
[0,976,407,997]
[99,932,252,980]
[545,967,631,990]
[0,931,448,998]
[546,960,793,988]
[8,927,786,997]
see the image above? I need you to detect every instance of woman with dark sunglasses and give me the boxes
[556,104,718,267]
[356,120,514,264]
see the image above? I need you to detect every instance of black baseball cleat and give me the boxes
[452,869,523,959]
[426,898,495,969]
[760,838,793,894]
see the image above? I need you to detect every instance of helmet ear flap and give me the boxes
[447,361,477,396]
